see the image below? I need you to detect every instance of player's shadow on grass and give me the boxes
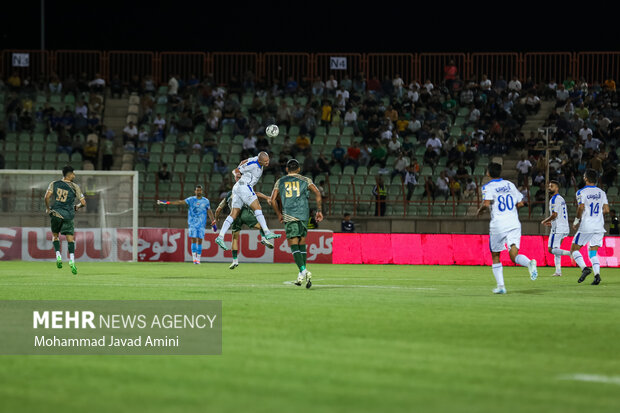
[511,289,551,295]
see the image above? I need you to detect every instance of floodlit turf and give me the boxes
[1,261,620,413]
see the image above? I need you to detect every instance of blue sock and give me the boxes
[196,244,202,255]
[191,243,196,254]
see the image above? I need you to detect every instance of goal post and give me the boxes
[0,169,139,262]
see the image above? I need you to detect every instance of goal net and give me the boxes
[0,170,138,262]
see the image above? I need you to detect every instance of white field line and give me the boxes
[0,281,437,291]
[557,374,620,385]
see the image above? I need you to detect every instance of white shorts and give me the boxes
[572,232,604,248]
[548,232,568,249]
[489,228,521,252]
[231,183,258,209]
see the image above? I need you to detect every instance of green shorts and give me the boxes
[284,221,307,239]
[231,208,259,232]
[50,216,75,235]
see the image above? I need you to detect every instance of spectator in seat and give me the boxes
[404,165,418,201]
[122,121,138,145]
[294,133,311,156]
[302,150,320,180]
[317,151,331,175]
[368,141,388,169]
[88,73,106,93]
[341,212,355,233]
[158,163,171,181]
[435,170,450,200]
[331,140,346,170]
[213,154,228,175]
[422,145,439,169]
[344,141,361,170]
[390,151,410,183]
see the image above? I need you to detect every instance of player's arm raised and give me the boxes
[75,187,86,211]
[270,187,283,223]
[157,199,187,206]
[309,183,324,222]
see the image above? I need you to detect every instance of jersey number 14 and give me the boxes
[589,203,600,216]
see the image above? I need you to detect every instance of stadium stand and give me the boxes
[1,53,618,220]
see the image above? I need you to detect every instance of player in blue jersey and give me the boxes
[541,180,571,276]
[477,162,537,294]
[157,185,216,264]
[570,169,610,285]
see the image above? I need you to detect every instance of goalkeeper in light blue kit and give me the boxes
[157,185,216,264]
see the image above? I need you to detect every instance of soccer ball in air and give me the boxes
[265,124,279,138]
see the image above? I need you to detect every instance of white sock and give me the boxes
[572,251,586,270]
[192,252,197,261]
[591,255,600,275]
[196,254,201,262]
[233,258,238,264]
[551,248,571,256]
[69,253,75,262]
[554,255,562,274]
[254,209,270,233]
[514,254,530,267]
[219,216,234,237]
[492,263,504,287]
[56,251,61,259]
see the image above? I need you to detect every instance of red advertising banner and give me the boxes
[1,228,332,263]
[332,233,620,267]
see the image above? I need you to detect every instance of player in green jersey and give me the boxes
[44,166,86,274]
[270,159,323,288]
[215,171,274,269]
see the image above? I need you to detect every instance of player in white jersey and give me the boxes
[215,151,281,250]
[570,169,610,285]
[540,180,571,276]
[477,162,538,294]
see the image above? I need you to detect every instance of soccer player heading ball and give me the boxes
[44,165,86,275]
[477,162,537,294]
[215,151,281,250]
[270,159,323,288]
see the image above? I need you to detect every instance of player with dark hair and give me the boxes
[215,171,274,270]
[477,162,537,294]
[571,169,610,285]
[44,165,86,274]
[541,179,571,276]
[157,185,216,264]
[270,159,323,288]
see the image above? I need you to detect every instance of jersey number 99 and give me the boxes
[56,188,69,202]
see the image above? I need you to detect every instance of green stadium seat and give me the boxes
[288,126,300,137]
[342,126,355,136]
[163,143,175,153]
[4,142,17,152]
[150,143,163,153]
[342,165,355,175]
[149,153,161,164]
[71,152,83,162]
[17,152,30,163]
[162,154,174,164]
[356,166,368,175]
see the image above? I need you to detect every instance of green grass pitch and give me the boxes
[1,261,619,413]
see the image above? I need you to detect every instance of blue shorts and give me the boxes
[188,226,205,239]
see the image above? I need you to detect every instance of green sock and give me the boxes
[259,229,265,237]
[232,250,238,259]
[53,240,60,253]
[299,244,307,266]
[68,242,75,255]
[291,244,304,271]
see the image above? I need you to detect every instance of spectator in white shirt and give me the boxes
[426,134,443,155]
[584,134,602,151]
[516,155,532,186]
[122,121,138,144]
[75,100,88,119]
[387,135,402,155]
[325,75,338,96]
[153,113,166,131]
[335,86,349,112]
[508,76,522,91]
[243,135,258,156]
[435,171,450,199]
[168,75,179,96]
[579,126,593,142]
[88,73,105,93]
[479,74,492,91]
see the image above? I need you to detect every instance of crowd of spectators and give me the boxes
[3,65,618,214]
[1,70,109,167]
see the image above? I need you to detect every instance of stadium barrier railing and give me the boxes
[3,50,620,89]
